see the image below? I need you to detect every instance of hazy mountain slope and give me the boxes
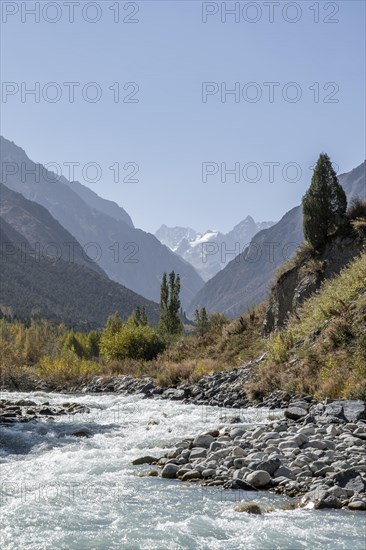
[61,177,134,227]
[0,183,105,276]
[0,218,159,329]
[188,161,365,318]
[155,216,275,281]
[0,137,203,307]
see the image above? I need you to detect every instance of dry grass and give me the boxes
[247,252,366,400]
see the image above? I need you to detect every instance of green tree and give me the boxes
[62,332,85,358]
[104,311,122,336]
[87,330,100,358]
[129,306,149,326]
[159,271,183,335]
[302,153,347,248]
[194,307,209,336]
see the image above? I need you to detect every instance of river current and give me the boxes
[0,391,364,549]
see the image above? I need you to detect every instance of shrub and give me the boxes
[347,198,366,220]
[100,324,166,361]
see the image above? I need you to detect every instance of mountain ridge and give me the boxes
[188,161,366,317]
[0,136,204,308]
[155,216,275,281]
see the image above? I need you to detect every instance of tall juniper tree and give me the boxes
[302,153,347,249]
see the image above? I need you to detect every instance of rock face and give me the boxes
[263,233,365,334]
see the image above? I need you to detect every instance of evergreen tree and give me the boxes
[87,330,100,358]
[194,307,209,336]
[159,271,183,334]
[105,311,122,335]
[302,153,347,248]
[130,306,149,326]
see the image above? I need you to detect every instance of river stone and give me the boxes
[251,459,281,476]
[235,502,262,514]
[181,470,201,481]
[348,499,366,510]
[132,455,157,465]
[230,428,246,438]
[161,464,180,479]
[341,401,366,423]
[285,407,307,421]
[71,430,91,438]
[274,466,296,480]
[301,489,342,509]
[202,469,216,478]
[333,469,366,493]
[303,440,327,450]
[223,479,258,491]
[192,434,215,448]
[246,470,271,488]
[232,446,246,458]
[190,448,207,459]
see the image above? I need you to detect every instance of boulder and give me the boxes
[285,407,307,421]
[274,466,296,480]
[235,502,263,514]
[190,447,207,460]
[192,434,215,448]
[246,470,271,488]
[223,479,258,491]
[301,489,342,509]
[132,455,157,465]
[332,469,366,494]
[348,499,366,511]
[161,464,180,479]
[181,470,201,481]
[251,458,281,476]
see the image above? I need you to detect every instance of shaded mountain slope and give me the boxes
[0,183,105,275]
[0,137,204,307]
[0,218,159,330]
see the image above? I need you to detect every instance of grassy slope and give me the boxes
[248,251,366,400]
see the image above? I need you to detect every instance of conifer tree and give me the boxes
[302,153,347,248]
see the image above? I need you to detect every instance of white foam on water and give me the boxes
[0,392,364,549]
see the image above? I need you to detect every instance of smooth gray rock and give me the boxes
[190,448,207,460]
[161,464,180,479]
[246,470,271,488]
[301,489,342,509]
[132,455,157,465]
[333,469,366,493]
[285,407,307,421]
[192,434,215,448]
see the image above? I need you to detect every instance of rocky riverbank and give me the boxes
[61,358,289,409]
[0,398,89,424]
[133,399,366,511]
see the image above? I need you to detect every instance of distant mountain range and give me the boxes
[0,185,159,329]
[0,136,204,308]
[155,217,275,281]
[188,161,366,318]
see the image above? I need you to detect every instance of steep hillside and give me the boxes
[248,250,366,401]
[263,229,366,333]
[0,137,204,308]
[0,218,159,330]
[188,162,365,317]
[0,183,105,276]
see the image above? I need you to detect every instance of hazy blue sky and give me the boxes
[1,1,365,233]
